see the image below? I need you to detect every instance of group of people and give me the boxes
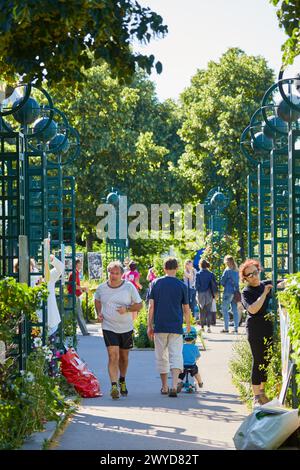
[93,255,286,408]
[183,256,239,334]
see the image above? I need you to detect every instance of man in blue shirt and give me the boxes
[147,257,191,397]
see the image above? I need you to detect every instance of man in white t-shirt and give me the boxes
[94,260,143,400]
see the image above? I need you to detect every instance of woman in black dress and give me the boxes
[240,259,285,407]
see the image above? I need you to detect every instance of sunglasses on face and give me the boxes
[244,269,260,278]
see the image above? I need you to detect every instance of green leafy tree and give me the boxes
[0,0,167,87]
[202,233,241,284]
[271,0,300,67]
[50,64,185,250]
[176,48,274,258]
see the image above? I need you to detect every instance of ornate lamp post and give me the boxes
[105,188,129,267]
[204,186,231,310]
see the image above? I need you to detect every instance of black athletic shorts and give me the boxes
[179,364,198,380]
[103,329,133,350]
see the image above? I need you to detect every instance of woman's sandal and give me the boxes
[160,388,169,395]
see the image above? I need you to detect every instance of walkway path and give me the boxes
[54,321,248,450]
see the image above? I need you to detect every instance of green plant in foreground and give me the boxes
[278,273,300,409]
[0,277,48,348]
[229,338,253,408]
[0,344,75,449]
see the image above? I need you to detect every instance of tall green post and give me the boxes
[288,130,300,273]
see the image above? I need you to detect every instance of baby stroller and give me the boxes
[179,326,200,393]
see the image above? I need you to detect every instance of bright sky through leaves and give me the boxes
[134,0,288,101]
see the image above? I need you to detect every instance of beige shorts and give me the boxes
[154,333,183,374]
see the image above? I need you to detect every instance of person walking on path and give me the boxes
[147,257,191,398]
[183,259,197,319]
[147,265,157,284]
[195,259,218,333]
[220,255,240,334]
[123,260,142,321]
[68,259,89,336]
[240,258,286,407]
[146,265,157,303]
[94,260,143,400]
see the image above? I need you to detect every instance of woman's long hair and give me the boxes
[224,255,237,271]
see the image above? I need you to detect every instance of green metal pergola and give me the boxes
[288,130,300,273]
[0,83,79,368]
[241,73,300,406]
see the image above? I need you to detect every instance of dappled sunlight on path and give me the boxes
[55,321,248,450]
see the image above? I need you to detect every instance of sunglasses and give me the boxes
[244,269,260,278]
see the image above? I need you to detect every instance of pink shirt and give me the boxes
[148,269,157,282]
[124,270,140,290]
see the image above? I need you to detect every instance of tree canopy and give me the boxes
[0,0,167,87]
[271,0,300,67]
[50,64,185,248]
[176,48,274,257]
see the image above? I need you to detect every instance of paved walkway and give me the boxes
[54,321,248,450]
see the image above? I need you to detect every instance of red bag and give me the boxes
[61,348,103,398]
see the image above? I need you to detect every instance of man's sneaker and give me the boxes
[110,384,120,400]
[207,327,211,333]
[119,380,128,396]
[220,329,229,333]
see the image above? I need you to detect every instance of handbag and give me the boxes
[233,290,241,303]
[209,275,218,298]
[211,298,217,312]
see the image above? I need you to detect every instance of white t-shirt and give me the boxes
[94,280,142,333]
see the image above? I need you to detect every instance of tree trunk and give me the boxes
[239,225,245,261]
[86,232,93,252]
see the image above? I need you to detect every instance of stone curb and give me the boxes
[21,398,79,450]
[21,418,63,450]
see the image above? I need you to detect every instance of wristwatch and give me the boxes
[126,306,130,313]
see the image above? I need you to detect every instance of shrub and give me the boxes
[0,344,75,449]
[133,307,154,349]
[263,336,284,403]
[278,273,300,409]
[0,278,76,449]
[81,291,97,322]
[0,277,48,351]
[229,338,253,408]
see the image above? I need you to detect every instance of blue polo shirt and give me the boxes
[149,276,189,334]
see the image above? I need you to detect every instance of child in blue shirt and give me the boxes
[178,326,203,390]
